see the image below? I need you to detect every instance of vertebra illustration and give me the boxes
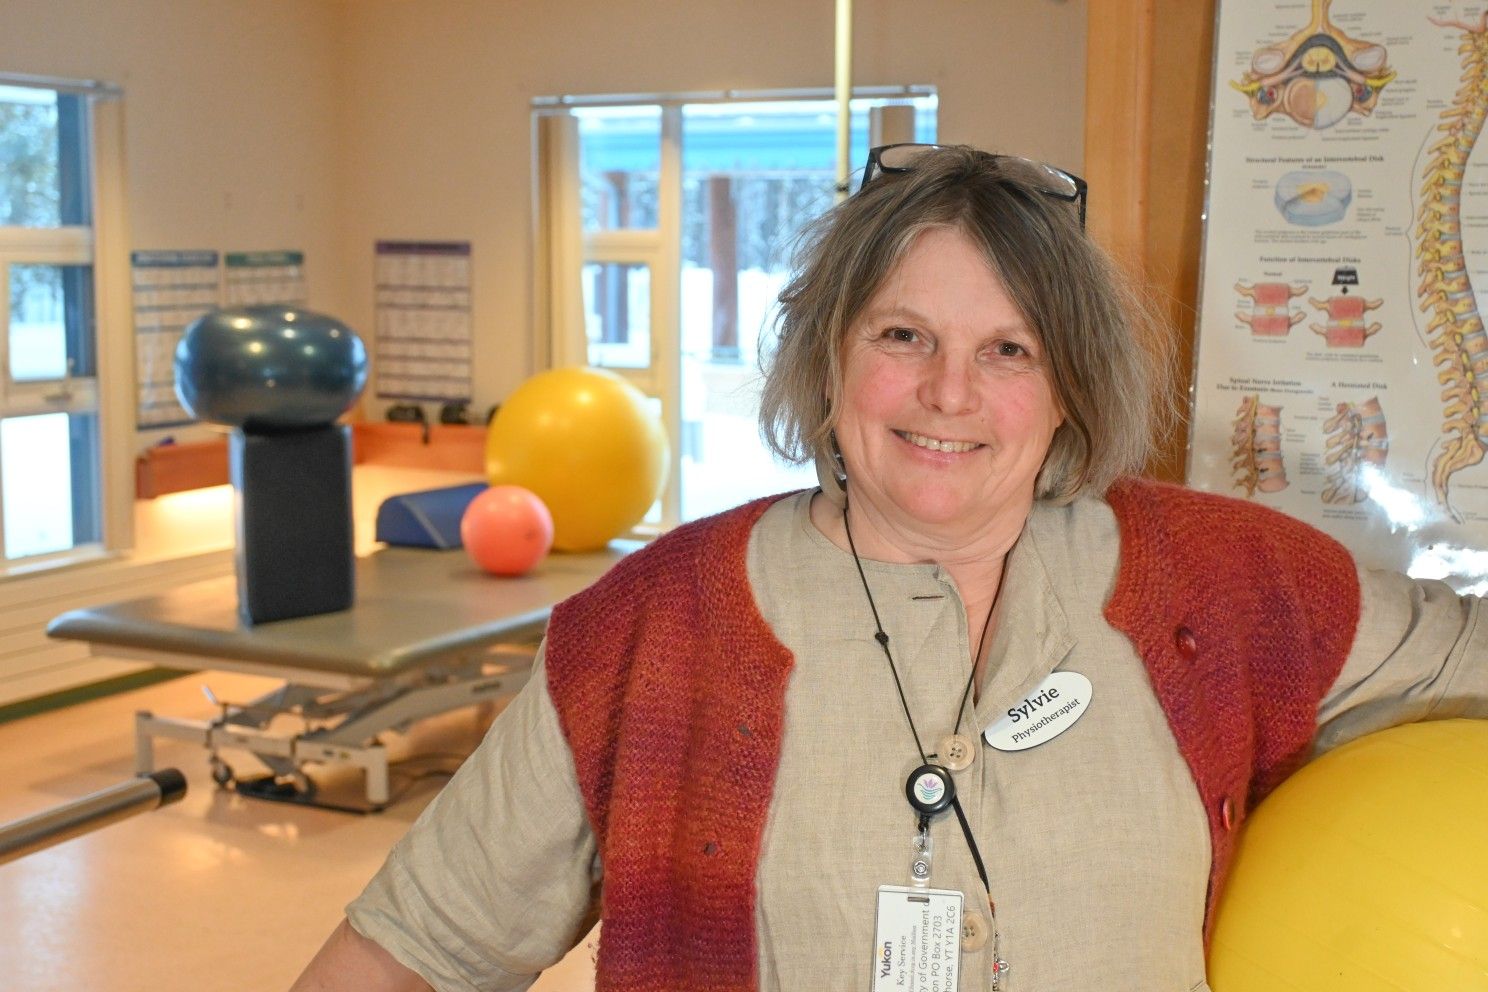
[1236,280,1307,336]
[1231,0,1396,130]
[1232,395,1288,496]
[1322,397,1388,504]
[1416,13,1488,520]
[1309,295,1382,347]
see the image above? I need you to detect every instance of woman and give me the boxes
[293,146,1488,991]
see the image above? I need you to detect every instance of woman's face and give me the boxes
[834,226,1063,538]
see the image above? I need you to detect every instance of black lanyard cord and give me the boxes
[951,795,993,902]
[841,498,997,907]
[952,612,992,737]
[842,498,998,752]
[843,501,930,760]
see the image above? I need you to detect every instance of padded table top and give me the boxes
[47,544,633,679]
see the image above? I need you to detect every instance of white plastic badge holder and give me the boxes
[872,885,962,992]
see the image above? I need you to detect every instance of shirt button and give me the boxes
[1174,626,1198,660]
[1220,796,1236,830]
[960,911,990,952]
[937,734,977,772]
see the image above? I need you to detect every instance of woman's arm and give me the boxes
[293,646,600,989]
[1315,566,1488,752]
[290,919,433,992]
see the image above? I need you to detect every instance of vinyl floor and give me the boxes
[0,667,598,991]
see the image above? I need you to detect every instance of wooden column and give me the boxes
[1084,0,1154,271]
[1084,0,1217,484]
[708,176,740,361]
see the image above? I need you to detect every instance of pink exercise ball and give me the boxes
[460,485,554,576]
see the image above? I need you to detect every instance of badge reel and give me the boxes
[905,762,955,883]
[873,764,964,992]
[906,762,955,817]
[905,765,945,885]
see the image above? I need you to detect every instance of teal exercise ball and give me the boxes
[174,305,368,431]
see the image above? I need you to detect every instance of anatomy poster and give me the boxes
[1190,0,1488,590]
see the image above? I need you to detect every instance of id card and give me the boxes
[871,885,962,992]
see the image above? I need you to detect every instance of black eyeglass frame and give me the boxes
[858,143,1089,230]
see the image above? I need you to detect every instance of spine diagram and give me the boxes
[1309,295,1382,347]
[1417,14,1488,520]
[1322,398,1389,504]
[1236,280,1307,336]
[1232,395,1288,496]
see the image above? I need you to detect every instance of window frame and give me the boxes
[0,227,98,411]
[0,75,131,569]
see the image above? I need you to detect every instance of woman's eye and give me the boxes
[886,327,918,343]
[994,341,1028,357]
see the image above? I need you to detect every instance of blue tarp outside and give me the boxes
[578,106,938,175]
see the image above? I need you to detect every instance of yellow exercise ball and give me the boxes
[1208,719,1488,991]
[485,367,668,551]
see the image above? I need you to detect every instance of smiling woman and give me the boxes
[295,146,1488,992]
[823,227,1066,565]
[762,147,1169,510]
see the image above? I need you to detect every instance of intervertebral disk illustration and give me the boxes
[1231,0,1395,130]
[1309,294,1382,347]
[1322,397,1389,504]
[1232,395,1288,496]
[1416,13,1488,519]
[1275,170,1353,225]
[1236,280,1307,336]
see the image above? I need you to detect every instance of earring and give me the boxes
[829,430,848,486]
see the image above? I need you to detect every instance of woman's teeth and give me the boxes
[899,431,979,453]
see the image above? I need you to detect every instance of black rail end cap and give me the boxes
[146,768,188,806]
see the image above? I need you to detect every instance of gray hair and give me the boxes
[757,145,1175,503]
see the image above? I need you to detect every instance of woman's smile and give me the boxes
[893,429,984,454]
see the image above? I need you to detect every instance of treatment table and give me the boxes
[46,545,630,811]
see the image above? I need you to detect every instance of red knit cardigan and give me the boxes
[544,479,1361,992]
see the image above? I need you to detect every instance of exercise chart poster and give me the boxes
[131,249,219,429]
[373,240,473,402]
[224,249,307,306]
[1190,0,1488,591]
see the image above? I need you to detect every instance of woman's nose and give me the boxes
[918,354,979,414]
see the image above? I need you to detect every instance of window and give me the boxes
[541,89,937,526]
[0,81,106,562]
[580,105,661,233]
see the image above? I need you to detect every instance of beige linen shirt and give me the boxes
[348,491,1488,992]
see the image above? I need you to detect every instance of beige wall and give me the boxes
[0,0,350,293]
[0,0,1087,415]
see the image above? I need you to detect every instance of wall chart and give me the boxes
[1191,0,1488,589]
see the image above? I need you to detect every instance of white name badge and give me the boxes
[983,671,1092,752]
[872,885,962,992]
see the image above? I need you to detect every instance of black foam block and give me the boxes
[231,425,354,625]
